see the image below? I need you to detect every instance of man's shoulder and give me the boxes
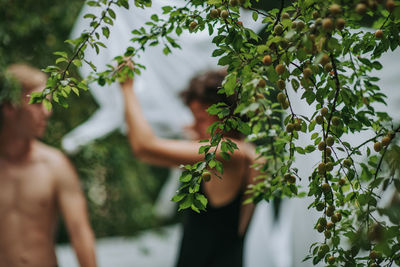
[34,141,78,185]
[33,141,71,169]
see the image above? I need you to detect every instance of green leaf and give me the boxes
[102,27,110,38]
[71,86,80,96]
[72,59,82,67]
[53,51,68,58]
[171,193,185,202]
[179,173,192,182]
[223,72,237,96]
[107,9,116,19]
[252,11,258,22]
[43,99,52,110]
[195,194,208,207]
[56,57,67,64]
[238,120,251,135]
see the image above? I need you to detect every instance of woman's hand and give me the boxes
[118,57,134,90]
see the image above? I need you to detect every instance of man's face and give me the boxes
[3,85,51,139]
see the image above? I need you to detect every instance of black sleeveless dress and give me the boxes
[175,184,244,267]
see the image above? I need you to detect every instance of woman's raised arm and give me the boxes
[120,77,247,168]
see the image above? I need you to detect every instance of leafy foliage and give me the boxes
[39,0,400,265]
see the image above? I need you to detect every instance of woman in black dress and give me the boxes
[120,68,259,267]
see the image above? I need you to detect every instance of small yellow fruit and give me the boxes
[329,4,342,15]
[324,231,332,239]
[318,163,327,175]
[326,162,334,171]
[386,0,396,12]
[382,136,391,146]
[318,141,326,151]
[326,147,332,157]
[320,54,330,66]
[321,107,329,117]
[316,115,324,125]
[257,79,266,88]
[317,224,324,232]
[262,55,272,65]
[316,202,325,211]
[374,142,382,152]
[277,79,286,90]
[303,67,313,79]
[274,25,284,35]
[209,9,219,19]
[286,123,295,133]
[326,137,334,147]
[324,63,333,72]
[202,171,212,182]
[294,122,301,131]
[336,18,346,30]
[275,64,286,75]
[343,159,352,168]
[326,221,334,230]
[328,256,336,264]
[220,10,229,19]
[369,250,379,260]
[277,92,286,103]
[281,100,289,109]
[322,18,334,32]
[339,178,346,186]
[356,3,367,15]
[296,21,305,31]
[331,214,339,223]
[375,29,384,39]
[327,205,335,212]
[281,12,290,20]
[312,11,320,19]
[332,116,340,126]
[189,21,198,31]
[229,0,238,6]
[321,182,330,192]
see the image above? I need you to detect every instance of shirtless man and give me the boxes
[0,64,97,267]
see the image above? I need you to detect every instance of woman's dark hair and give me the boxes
[181,69,247,139]
[180,69,237,107]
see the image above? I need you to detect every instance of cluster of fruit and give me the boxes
[373,132,392,152]
[207,0,246,23]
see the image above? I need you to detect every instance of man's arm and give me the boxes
[53,152,97,267]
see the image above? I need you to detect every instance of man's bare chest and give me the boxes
[0,162,56,217]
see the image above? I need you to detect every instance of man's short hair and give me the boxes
[0,64,47,128]
[1,64,47,104]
